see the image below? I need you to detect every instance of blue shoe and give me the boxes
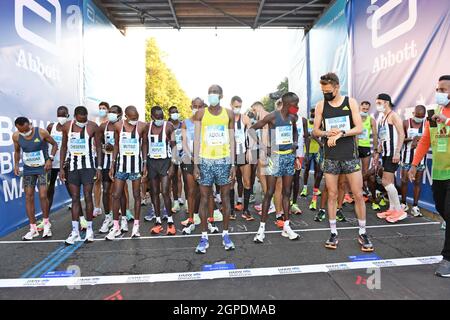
[222,234,235,251]
[126,209,134,221]
[195,237,209,254]
[144,206,155,222]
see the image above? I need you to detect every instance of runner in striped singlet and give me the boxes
[60,106,102,245]
[106,106,148,240]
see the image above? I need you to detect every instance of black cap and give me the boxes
[377,93,395,107]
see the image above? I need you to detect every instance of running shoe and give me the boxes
[336,209,346,222]
[268,203,276,215]
[120,216,129,232]
[99,214,113,233]
[126,209,135,221]
[166,223,176,236]
[84,229,94,243]
[230,211,237,221]
[249,194,256,204]
[213,209,223,222]
[67,203,72,210]
[222,234,235,251]
[182,222,195,235]
[300,187,308,197]
[105,228,121,241]
[65,231,82,245]
[22,229,39,241]
[151,223,163,235]
[241,211,255,221]
[234,203,243,211]
[386,210,408,223]
[344,194,354,204]
[80,216,88,230]
[254,204,262,211]
[36,220,44,232]
[42,223,52,238]
[93,207,102,218]
[358,233,374,252]
[253,230,265,243]
[275,216,285,229]
[179,199,185,207]
[281,225,300,241]
[181,218,193,227]
[144,206,155,222]
[309,196,318,211]
[372,203,381,211]
[215,193,222,204]
[314,209,326,222]
[325,233,339,250]
[194,213,201,225]
[435,259,450,278]
[377,209,395,219]
[195,237,209,254]
[172,200,180,213]
[411,206,423,217]
[379,197,387,207]
[208,221,219,234]
[441,221,446,230]
[314,189,322,196]
[401,203,409,212]
[363,195,370,203]
[291,203,302,215]
[131,225,141,238]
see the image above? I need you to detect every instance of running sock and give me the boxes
[259,222,266,231]
[43,218,49,225]
[223,230,229,236]
[202,232,208,240]
[276,213,283,219]
[134,220,140,226]
[113,220,119,230]
[284,220,290,227]
[156,217,162,224]
[167,216,174,224]
[230,189,235,210]
[87,221,93,230]
[237,197,243,204]
[72,221,80,234]
[358,220,366,235]
[178,198,184,204]
[30,224,37,231]
[329,220,337,235]
[243,188,251,212]
[385,184,401,211]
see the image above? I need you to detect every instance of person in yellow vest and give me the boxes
[193,84,236,254]
[409,75,450,278]
[358,101,379,210]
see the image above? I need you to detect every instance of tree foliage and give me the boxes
[145,38,191,121]
[261,78,289,112]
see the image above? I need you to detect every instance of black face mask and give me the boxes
[324,92,336,101]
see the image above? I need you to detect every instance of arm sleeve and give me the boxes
[412,122,431,166]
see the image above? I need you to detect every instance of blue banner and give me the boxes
[0,0,83,236]
[349,0,450,212]
[308,0,349,107]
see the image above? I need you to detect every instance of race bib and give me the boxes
[378,126,387,141]
[120,133,139,157]
[235,129,246,145]
[23,150,45,167]
[358,128,369,140]
[69,138,89,156]
[175,129,183,151]
[53,134,62,147]
[149,142,166,159]
[407,128,421,139]
[275,126,293,145]
[206,125,227,146]
[325,116,351,131]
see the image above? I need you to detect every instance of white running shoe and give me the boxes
[84,229,94,243]
[411,206,423,217]
[268,203,276,215]
[22,229,39,241]
[208,222,219,234]
[401,203,409,212]
[172,200,180,213]
[105,227,121,241]
[99,214,113,233]
[42,223,52,238]
[131,225,141,238]
[182,223,196,235]
[253,230,265,243]
[193,213,201,225]
[65,232,82,245]
[120,216,129,232]
[282,225,300,240]
[93,207,102,217]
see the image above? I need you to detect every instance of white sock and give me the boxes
[284,220,290,227]
[358,220,366,235]
[87,221,93,231]
[72,221,79,234]
[178,198,184,203]
[202,232,208,240]
[259,222,266,231]
[168,216,174,223]
[237,197,243,203]
[134,220,140,226]
[385,184,401,211]
[329,220,337,235]
[276,213,283,219]
[223,230,229,236]
[156,217,161,224]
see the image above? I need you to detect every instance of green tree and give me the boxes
[145,38,191,121]
[261,78,289,112]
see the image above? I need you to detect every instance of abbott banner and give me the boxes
[349,0,450,212]
[308,0,349,107]
[0,0,83,236]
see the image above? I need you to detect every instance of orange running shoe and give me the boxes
[181,218,193,227]
[275,218,285,229]
[377,210,395,219]
[207,217,214,223]
[344,194,354,204]
[386,210,408,223]
[151,224,163,235]
[166,223,176,235]
[234,203,243,211]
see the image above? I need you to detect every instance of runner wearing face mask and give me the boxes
[59,106,102,245]
[13,117,59,240]
[400,105,427,217]
[168,106,184,213]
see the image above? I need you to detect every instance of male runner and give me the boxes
[168,105,184,212]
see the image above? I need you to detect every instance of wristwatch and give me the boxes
[340,130,346,137]
[97,166,102,170]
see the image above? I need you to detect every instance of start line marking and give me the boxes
[0,222,440,244]
[0,255,442,288]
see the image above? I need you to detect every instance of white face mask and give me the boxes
[233,108,241,115]
[108,113,118,123]
[19,128,33,137]
[192,108,199,116]
[170,113,180,121]
[76,121,87,128]
[376,104,385,113]
[57,117,68,125]
[128,120,138,126]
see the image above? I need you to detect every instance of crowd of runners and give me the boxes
[12,73,450,277]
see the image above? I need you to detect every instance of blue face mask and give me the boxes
[436,92,450,106]
[98,109,107,118]
[360,112,369,117]
[154,119,164,127]
[108,113,118,123]
[208,94,220,107]
[413,117,425,124]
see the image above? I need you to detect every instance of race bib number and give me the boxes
[69,138,89,156]
[358,128,369,140]
[325,116,351,131]
[23,150,45,167]
[206,125,227,146]
[235,129,246,145]
[120,137,139,157]
[175,129,183,151]
[105,132,115,153]
[149,142,166,159]
[275,126,293,145]
[407,128,421,139]
[53,134,62,147]
[378,126,387,141]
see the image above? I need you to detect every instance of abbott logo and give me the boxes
[371,0,417,48]
[15,0,62,55]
